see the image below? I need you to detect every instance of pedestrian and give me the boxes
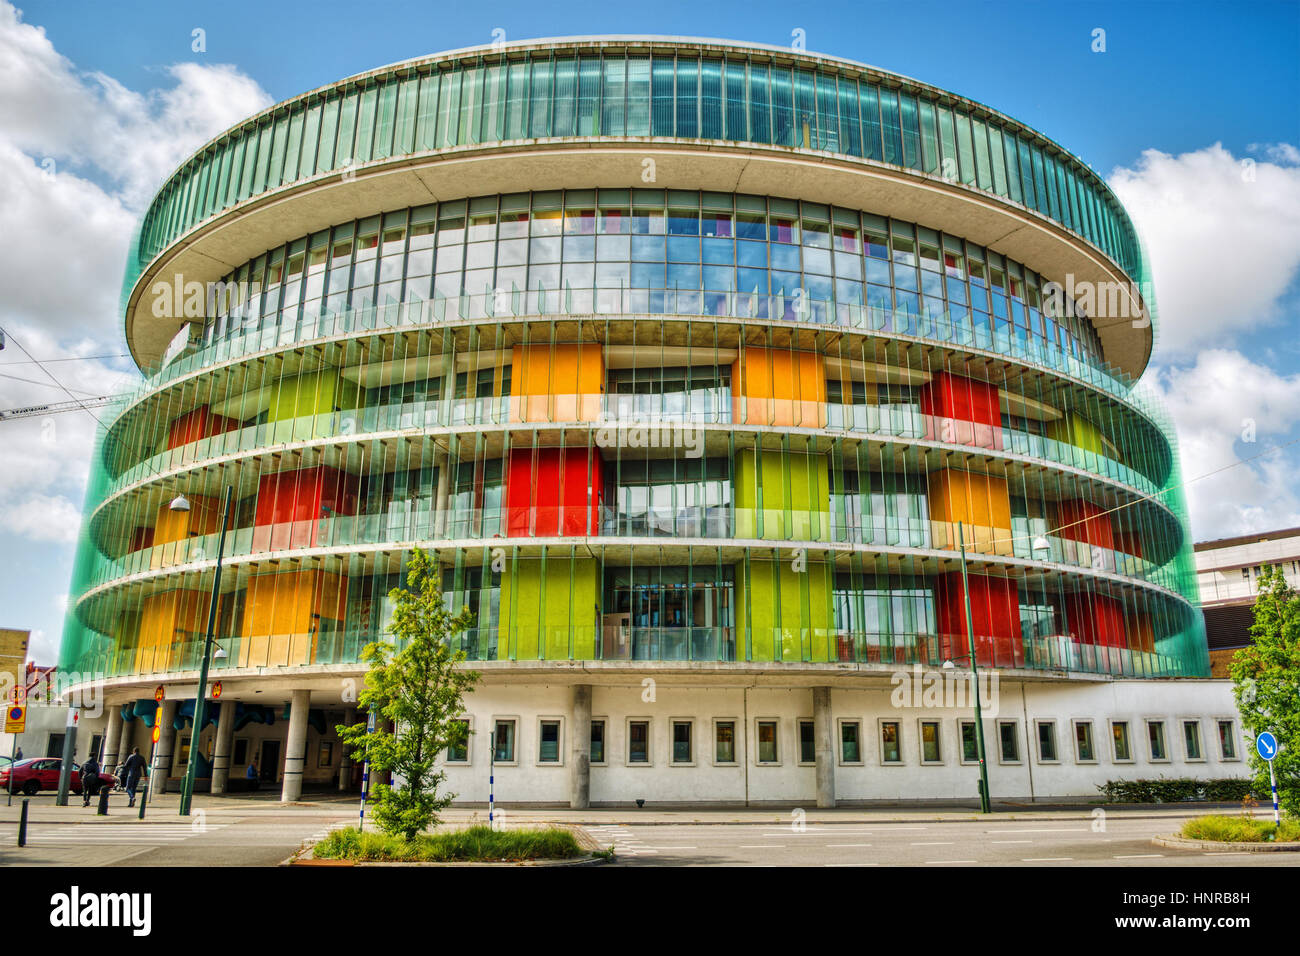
[122,747,147,807]
[80,754,100,807]
[246,758,260,791]
[14,747,21,760]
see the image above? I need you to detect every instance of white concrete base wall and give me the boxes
[439,678,1248,805]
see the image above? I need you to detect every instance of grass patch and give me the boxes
[313,825,586,862]
[1180,815,1300,843]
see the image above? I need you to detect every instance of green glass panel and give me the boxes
[627,56,650,136]
[529,60,552,138]
[651,56,675,136]
[299,104,322,179]
[675,58,698,137]
[552,59,577,137]
[918,100,939,173]
[700,58,722,139]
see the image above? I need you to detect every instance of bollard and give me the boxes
[17,798,28,847]
[138,784,147,820]
[97,784,110,816]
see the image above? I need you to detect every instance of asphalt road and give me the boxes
[0,795,1293,867]
[593,814,1300,867]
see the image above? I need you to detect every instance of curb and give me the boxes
[1153,834,1300,853]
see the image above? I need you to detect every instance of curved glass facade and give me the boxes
[127,41,1147,303]
[61,40,1208,697]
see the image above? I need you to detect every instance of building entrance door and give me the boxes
[260,739,280,783]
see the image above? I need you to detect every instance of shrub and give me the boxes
[1098,777,1259,804]
[314,825,584,862]
[1181,815,1300,842]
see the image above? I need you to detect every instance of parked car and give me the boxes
[0,758,118,796]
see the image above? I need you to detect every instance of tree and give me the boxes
[1229,564,1300,815]
[337,548,480,840]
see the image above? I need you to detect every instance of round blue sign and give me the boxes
[1256,732,1279,761]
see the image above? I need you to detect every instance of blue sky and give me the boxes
[1,0,1298,664]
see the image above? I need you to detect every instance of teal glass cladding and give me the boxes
[124,41,1148,312]
[61,39,1207,691]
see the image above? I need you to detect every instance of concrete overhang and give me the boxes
[125,139,1153,379]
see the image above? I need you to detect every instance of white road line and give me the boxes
[1115,854,1162,859]
[989,828,1085,834]
[739,844,784,849]
[926,859,977,864]
[1022,857,1073,862]
[912,841,953,846]
[991,840,1033,844]
[826,843,872,848]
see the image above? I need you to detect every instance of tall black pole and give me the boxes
[179,485,232,816]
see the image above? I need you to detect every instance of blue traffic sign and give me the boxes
[1256,732,1279,762]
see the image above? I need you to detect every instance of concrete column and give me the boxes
[116,711,135,768]
[569,685,592,809]
[433,450,451,538]
[150,700,179,796]
[813,686,835,809]
[281,689,310,802]
[338,707,355,791]
[102,704,123,770]
[210,700,237,794]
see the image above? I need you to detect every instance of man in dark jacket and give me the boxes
[80,755,100,807]
[122,747,147,807]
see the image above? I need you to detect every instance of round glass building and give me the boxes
[61,38,1226,806]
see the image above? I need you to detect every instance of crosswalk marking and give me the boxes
[1,822,229,845]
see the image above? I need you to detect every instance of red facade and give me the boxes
[505,447,603,537]
[1064,591,1126,648]
[251,465,358,551]
[919,371,1003,450]
[165,405,239,451]
[934,570,1021,667]
[1056,498,1116,550]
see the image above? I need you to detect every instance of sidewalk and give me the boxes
[0,791,1250,828]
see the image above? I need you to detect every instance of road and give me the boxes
[593,813,1300,867]
[0,795,1293,867]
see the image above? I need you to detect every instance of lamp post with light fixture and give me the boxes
[170,484,233,817]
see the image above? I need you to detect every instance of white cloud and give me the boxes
[0,2,271,661]
[1151,350,1300,540]
[0,4,271,205]
[1108,143,1300,359]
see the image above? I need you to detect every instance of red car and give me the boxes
[0,758,118,796]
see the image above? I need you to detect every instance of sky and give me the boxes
[0,0,1298,665]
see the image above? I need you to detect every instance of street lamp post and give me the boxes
[957,521,992,814]
[174,485,233,817]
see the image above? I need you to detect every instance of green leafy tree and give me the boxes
[337,548,479,840]
[1229,564,1300,815]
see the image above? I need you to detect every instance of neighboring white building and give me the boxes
[1195,527,1300,677]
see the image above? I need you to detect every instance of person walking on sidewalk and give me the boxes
[80,754,101,807]
[122,747,147,807]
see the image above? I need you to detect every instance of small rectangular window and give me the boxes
[539,720,561,763]
[1074,721,1095,762]
[1112,721,1132,762]
[920,721,941,764]
[1148,720,1168,761]
[715,720,736,764]
[959,720,978,763]
[1037,721,1058,762]
[880,720,902,764]
[998,721,1020,763]
[493,719,516,763]
[757,720,779,764]
[628,720,650,763]
[840,721,861,764]
[672,720,693,764]
[1217,720,1238,760]
[1183,720,1203,761]
[447,719,469,762]
[590,719,606,764]
[798,720,815,764]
